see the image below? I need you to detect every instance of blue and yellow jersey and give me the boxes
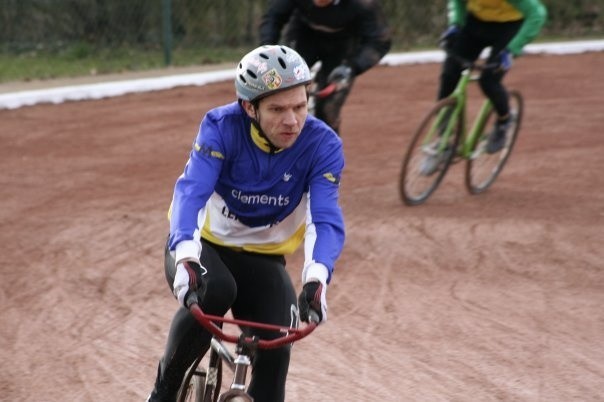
[447,0,547,55]
[168,101,345,280]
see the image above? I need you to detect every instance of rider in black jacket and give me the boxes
[259,0,392,134]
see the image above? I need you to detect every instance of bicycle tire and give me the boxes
[219,390,254,401]
[399,97,461,206]
[177,349,223,402]
[465,90,523,194]
[177,355,206,402]
[201,349,222,402]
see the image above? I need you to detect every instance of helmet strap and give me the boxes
[251,104,280,153]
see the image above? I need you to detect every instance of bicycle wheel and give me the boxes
[218,390,254,401]
[177,350,223,402]
[399,97,461,206]
[465,90,523,194]
[177,355,207,402]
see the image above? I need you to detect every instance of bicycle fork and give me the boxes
[464,100,493,159]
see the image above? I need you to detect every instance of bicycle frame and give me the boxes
[432,66,494,160]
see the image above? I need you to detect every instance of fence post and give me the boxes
[162,0,172,66]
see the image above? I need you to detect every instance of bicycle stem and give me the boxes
[231,354,251,391]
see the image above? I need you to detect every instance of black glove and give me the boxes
[298,281,327,323]
[327,65,353,87]
[173,260,207,307]
[439,25,459,51]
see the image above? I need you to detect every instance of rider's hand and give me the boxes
[173,260,207,307]
[327,65,353,88]
[497,49,513,72]
[439,25,459,51]
[298,281,327,324]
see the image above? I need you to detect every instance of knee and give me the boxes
[248,347,291,401]
[439,64,462,98]
[319,91,349,129]
[255,345,292,370]
[440,68,459,85]
[201,275,237,314]
[441,57,462,80]
[478,70,503,94]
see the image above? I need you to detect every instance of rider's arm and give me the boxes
[506,0,548,56]
[304,135,345,284]
[349,0,392,76]
[258,0,296,45]
[447,0,467,27]
[169,110,225,263]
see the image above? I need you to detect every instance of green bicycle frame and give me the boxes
[429,68,494,158]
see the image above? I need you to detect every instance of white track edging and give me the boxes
[1,40,603,110]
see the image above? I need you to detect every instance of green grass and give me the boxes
[0,44,245,83]
[1,34,601,84]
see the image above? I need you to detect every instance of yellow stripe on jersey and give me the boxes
[198,192,308,255]
[201,220,306,255]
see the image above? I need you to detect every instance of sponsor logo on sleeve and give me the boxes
[323,172,340,185]
[194,142,224,159]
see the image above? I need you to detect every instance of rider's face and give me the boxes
[245,86,309,149]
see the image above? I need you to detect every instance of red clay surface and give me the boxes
[1,52,603,401]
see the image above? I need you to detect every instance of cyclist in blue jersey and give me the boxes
[438,0,547,154]
[147,45,345,402]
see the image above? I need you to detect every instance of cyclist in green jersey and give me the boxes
[438,0,547,153]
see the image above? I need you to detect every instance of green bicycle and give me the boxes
[399,55,523,206]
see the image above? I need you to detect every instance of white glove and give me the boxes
[173,260,207,307]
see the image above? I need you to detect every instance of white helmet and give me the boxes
[235,45,311,102]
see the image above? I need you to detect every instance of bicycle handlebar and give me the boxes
[448,52,500,72]
[311,82,338,99]
[188,302,318,349]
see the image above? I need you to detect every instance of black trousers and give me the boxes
[150,237,298,402]
[438,13,523,118]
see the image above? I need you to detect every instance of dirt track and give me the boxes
[1,52,603,401]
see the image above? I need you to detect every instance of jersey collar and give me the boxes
[250,124,284,153]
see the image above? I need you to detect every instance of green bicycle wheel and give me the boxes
[465,90,523,194]
[399,97,462,206]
